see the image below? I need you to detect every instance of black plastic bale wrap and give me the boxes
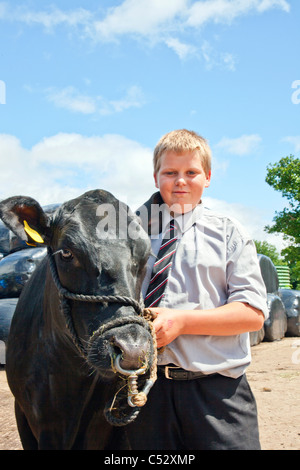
[0,298,18,342]
[264,293,287,341]
[0,247,47,298]
[0,298,18,364]
[279,289,300,337]
[254,255,287,343]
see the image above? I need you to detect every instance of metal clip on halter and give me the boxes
[115,355,155,408]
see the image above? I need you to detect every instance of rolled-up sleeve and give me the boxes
[226,230,269,320]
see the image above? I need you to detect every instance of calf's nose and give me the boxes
[112,328,150,371]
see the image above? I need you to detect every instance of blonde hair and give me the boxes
[153,129,212,176]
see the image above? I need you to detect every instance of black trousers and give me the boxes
[126,373,261,450]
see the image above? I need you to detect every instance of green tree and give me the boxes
[265,155,300,289]
[254,240,282,265]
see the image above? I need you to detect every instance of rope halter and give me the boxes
[47,247,157,426]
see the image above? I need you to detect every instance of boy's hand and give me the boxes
[151,307,184,348]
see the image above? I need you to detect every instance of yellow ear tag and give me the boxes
[23,220,44,244]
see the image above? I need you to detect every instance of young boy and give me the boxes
[126,129,268,450]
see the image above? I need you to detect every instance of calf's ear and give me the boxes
[0,196,51,246]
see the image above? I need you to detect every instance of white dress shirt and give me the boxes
[140,199,269,379]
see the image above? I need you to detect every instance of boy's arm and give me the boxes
[152,302,264,349]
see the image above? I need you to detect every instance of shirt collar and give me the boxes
[161,201,204,235]
[136,191,204,238]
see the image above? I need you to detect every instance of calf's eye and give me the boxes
[60,249,73,261]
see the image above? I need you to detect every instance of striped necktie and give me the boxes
[144,220,178,308]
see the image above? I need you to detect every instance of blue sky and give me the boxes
[0,0,299,250]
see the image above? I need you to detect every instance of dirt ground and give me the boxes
[0,337,299,451]
[247,337,300,450]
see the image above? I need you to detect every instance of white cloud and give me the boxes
[0,0,290,63]
[201,40,237,70]
[257,0,290,13]
[0,133,154,209]
[87,0,290,39]
[107,85,146,114]
[222,52,237,71]
[43,85,146,115]
[46,86,97,114]
[282,136,300,153]
[216,134,262,155]
[186,0,290,27]
[0,0,290,33]
[0,3,92,30]
[0,132,283,249]
[89,0,187,40]
[165,37,197,60]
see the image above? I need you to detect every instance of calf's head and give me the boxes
[0,190,153,379]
